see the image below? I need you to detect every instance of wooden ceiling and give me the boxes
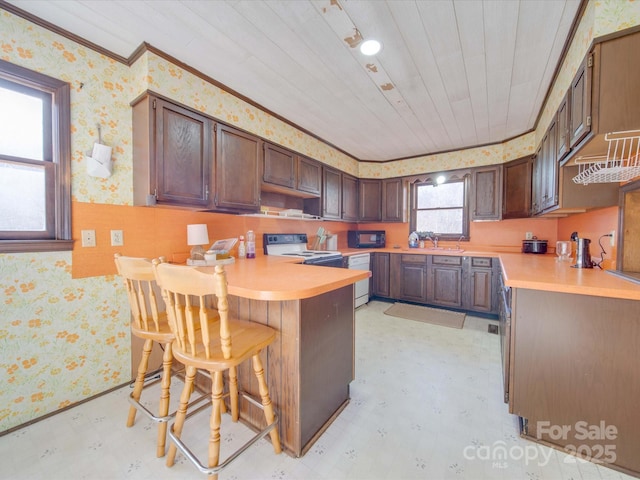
[4,0,582,161]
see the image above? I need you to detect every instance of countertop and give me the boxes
[196,255,370,301]
[498,252,640,300]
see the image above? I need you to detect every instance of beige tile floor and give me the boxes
[0,300,633,480]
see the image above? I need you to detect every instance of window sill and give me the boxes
[0,239,74,254]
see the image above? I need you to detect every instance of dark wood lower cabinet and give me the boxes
[225,285,354,457]
[384,253,497,316]
[511,288,640,477]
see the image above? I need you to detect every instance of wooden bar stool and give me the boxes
[152,260,281,478]
[114,254,210,457]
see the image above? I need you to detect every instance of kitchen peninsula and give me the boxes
[499,253,640,476]
[196,256,370,457]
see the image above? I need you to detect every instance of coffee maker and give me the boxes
[570,231,593,268]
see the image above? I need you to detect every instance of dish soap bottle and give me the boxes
[246,230,256,259]
[408,231,419,248]
[237,235,246,259]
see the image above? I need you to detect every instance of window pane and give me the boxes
[417,182,463,208]
[416,209,463,235]
[0,161,46,231]
[0,86,44,160]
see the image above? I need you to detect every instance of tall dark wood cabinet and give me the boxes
[358,179,382,221]
[502,156,533,219]
[215,123,261,212]
[133,95,214,208]
[382,178,405,222]
[322,167,342,220]
[471,165,502,221]
[342,174,358,221]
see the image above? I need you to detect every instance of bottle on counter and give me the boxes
[237,235,246,259]
[246,230,256,259]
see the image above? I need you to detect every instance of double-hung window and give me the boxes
[0,59,71,253]
[410,176,470,240]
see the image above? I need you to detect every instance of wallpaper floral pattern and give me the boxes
[1,1,639,432]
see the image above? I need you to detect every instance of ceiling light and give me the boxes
[436,175,446,184]
[360,39,381,56]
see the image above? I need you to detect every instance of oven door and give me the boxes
[304,256,345,268]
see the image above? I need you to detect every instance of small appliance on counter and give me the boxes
[522,237,548,254]
[570,231,594,268]
[347,230,386,248]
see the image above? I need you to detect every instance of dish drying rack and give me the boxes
[572,130,640,185]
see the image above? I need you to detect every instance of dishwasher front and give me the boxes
[348,253,371,308]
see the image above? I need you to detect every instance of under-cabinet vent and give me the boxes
[572,130,640,184]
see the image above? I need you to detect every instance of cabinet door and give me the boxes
[342,174,358,221]
[468,269,493,312]
[556,91,571,162]
[372,252,390,298]
[215,123,261,212]
[155,98,213,207]
[322,167,342,219]
[531,148,542,215]
[428,256,462,307]
[542,118,559,212]
[399,255,427,303]
[358,179,382,221]
[502,156,532,219]
[471,165,502,220]
[569,55,592,148]
[382,178,404,222]
[297,156,321,196]
[263,143,295,189]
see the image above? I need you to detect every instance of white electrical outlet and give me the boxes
[110,230,124,247]
[610,229,615,247]
[525,232,533,240]
[81,229,96,247]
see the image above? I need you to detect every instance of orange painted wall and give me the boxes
[558,206,619,269]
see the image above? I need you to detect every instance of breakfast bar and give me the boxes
[498,253,640,476]
[197,257,370,457]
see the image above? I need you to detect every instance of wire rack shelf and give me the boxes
[572,130,640,185]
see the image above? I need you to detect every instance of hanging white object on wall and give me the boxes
[86,142,113,178]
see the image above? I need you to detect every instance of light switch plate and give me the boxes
[525,232,533,240]
[110,230,124,247]
[81,229,96,247]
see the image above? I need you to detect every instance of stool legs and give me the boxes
[167,364,196,467]
[156,341,173,457]
[252,354,282,454]
[127,338,152,427]
[208,371,225,479]
[229,366,239,422]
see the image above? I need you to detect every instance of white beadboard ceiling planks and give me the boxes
[5,0,582,161]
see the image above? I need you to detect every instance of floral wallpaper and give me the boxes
[1,1,639,432]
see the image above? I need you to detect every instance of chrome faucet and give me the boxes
[456,236,465,250]
[427,235,438,248]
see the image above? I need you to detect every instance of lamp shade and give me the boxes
[187,224,209,246]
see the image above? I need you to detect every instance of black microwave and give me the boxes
[348,230,386,248]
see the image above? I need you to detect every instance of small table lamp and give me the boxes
[187,224,209,260]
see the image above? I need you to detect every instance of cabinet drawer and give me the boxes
[401,254,427,264]
[431,255,463,266]
[471,257,492,268]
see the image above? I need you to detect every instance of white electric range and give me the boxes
[263,233,344,267]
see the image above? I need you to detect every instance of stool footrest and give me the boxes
[167,390,279,475]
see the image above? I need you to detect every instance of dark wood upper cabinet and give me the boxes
[214,123,261,212]
[382,178,405,222]
[341,173,358,222]
[133,95,213,208]
[471,165,502,221]
[358,179,382,222]
[556,91,571,161]
[263,142,295,189]
[569,55,592,149]
[502,155,533,219]
[297,156,321,196]
[322,166,342,220]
